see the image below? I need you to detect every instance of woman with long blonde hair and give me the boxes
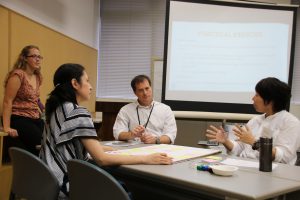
[3,45,44,160]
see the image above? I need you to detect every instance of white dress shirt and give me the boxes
[113,101,177,143]
[229,110,300,165]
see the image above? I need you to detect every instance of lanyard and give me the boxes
[136,103,155,129]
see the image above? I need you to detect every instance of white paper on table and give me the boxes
[221,158,278,169]
[107,144,221,163]
[104,140,142,147]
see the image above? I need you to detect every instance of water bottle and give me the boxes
[259,137,273,172]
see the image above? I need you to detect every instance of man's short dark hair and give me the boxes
[255,77,291,112]
[131,75,152,92]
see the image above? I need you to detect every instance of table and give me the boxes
[105,143,300,200]
[0,131,8,167]
[0,131,12,200]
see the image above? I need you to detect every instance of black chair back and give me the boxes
[67,159,130,200]
[9,147,59,200]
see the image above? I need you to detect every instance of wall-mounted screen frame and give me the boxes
[162,0,297,113]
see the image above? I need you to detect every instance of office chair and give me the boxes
[67,159,131,200]
[9,147,60,200]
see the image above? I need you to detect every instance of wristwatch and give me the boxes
[252,140,260,150]
[155,137,161,144]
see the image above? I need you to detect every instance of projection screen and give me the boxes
[162,0,297,114]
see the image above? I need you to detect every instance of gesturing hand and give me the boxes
[206,125,228,144]
[131,125,145,138]
[141,133,156,144]
[232,124,255,145]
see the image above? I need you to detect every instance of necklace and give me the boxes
[136,103,155,128]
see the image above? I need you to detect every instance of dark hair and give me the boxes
[5,45,42,86]
[45,63,85,123]
[255,77,291,113]
[130,75,151,92]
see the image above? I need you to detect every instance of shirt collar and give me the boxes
[263,110,285,120]
[135,100,154,109]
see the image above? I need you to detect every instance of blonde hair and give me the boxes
[4,45,42,86]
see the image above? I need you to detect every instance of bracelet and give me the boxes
[155,137,161,144]
[252,140,260,150]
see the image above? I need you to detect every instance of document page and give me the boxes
[108,144,221,163]
[221,158,278,169]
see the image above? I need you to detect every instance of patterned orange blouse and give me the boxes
[11,69,42,119]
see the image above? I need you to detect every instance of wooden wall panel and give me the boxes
[0,6,9,114]
[0,7,97,113]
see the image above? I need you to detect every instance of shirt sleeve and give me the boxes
[161,106,177,144]
[229,140,244,155]
[273,119,300,164]
[56,107,98,144]
[11,69,25,82]
[113,106,130,140]
[229,119,255,156]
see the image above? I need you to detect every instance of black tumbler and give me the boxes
[259,137,273,172]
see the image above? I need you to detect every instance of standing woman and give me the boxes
[2,45,44,158]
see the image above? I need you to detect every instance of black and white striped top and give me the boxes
[40,102,98,199]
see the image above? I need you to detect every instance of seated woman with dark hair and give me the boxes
[40,63,172,199]
[206,77,300,165]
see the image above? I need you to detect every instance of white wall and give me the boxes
[0,0,100,49]
[290,104,300,119]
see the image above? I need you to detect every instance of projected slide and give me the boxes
[162,0,296,112]
[168,22,288,92]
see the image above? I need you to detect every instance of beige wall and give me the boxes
[0,6,9,114]
[0,5,98,115]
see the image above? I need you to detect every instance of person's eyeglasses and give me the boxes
[27,55,44,60]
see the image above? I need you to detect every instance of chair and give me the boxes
[67,159,130,200]
[9,147,59,200]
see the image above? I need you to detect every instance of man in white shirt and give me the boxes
[113,75,177,144]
